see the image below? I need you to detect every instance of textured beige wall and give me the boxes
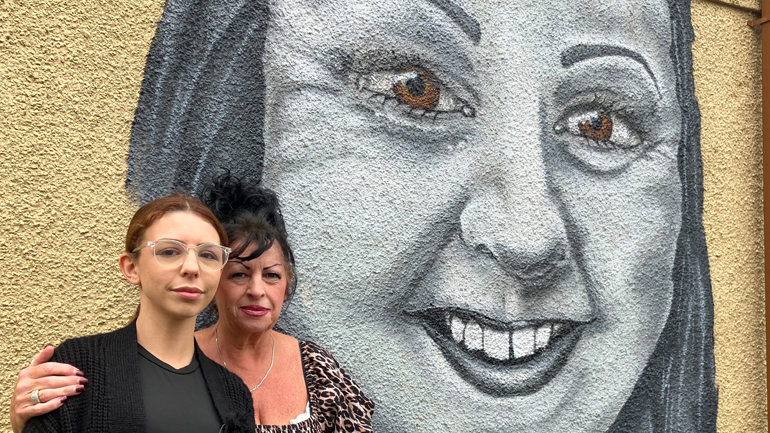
[0,1,164,431]
[711,0,761,12]
[0,0,765,432]
[692,1,767,431]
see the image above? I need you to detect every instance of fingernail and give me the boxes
[44,343,53,349]
[60,396,67,403]
[75,385,85,392]
[78,378,88,385]
[75,370,84,377]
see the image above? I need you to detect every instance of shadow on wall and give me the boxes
[126,0,717,431]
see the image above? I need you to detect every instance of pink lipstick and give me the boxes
[240,305,269,317]
[172,287,204,300]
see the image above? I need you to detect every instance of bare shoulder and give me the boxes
[272,330,300,355]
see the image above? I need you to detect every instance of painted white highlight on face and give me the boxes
[464,320,483,352]
[451,314,465,344]
[483,327,510,361]
[535,324,552,350]
[511,326,536,359]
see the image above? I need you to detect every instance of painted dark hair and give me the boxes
[126,0,717,431]
[607,1,717,431]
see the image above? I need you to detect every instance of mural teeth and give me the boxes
[535,323,552,350]
[465,320,483,352]
[552,323,565,337]
[483,327,510,360]
[511,326,536,359]
[450,315,465,344]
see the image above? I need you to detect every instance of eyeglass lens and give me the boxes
[152,240,227,271]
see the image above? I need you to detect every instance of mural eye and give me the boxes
[554,108,646,172]
[578,111,612,141]
[392,69,440,109]
[558,109,641,150]
[357,67,475,118]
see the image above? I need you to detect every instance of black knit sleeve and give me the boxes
[218,364,256,433]
[197,347,255,433]
[24,323,145,433]
[22,409,61,433]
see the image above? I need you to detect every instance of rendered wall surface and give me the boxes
[0,0,765,432]
[0,1,163,430]
[692,1,767,431]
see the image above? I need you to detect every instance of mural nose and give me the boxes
[460,188,570,287]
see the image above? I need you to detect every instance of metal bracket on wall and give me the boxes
[739,0,766,26]
[748,14,770,26]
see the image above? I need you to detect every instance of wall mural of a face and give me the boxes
[262,0,680,431]
[127,0,717,431]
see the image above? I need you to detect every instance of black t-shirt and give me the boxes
[138,345,223,433]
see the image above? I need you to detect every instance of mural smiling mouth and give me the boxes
[416,308,588,397]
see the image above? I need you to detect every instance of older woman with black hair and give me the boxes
[13,0,718,431]
[195,174,374,431]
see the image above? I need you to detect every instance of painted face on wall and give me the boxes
[261,0,683,431]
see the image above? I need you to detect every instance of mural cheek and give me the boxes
[547,149,681,424]
[564,233,676,430]
[263,88,478,317]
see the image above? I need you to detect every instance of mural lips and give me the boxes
[416,308,589,397]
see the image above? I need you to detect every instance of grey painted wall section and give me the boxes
[126,0,717,431]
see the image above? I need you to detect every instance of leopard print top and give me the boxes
[254,341,374,433]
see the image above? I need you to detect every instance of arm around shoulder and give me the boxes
[22,336,96,433]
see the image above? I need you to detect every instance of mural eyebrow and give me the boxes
[561,44,661,97]
[424,0,481,44]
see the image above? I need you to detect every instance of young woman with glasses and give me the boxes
[16,194,255,433]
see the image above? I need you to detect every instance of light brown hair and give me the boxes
[125,193,227,254]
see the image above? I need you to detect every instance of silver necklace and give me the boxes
[215,324,275,393]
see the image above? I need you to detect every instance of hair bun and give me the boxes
[202,171,284,231]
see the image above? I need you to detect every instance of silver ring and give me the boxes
[30,389,40,404]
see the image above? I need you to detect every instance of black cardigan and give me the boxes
[23,322,255,433]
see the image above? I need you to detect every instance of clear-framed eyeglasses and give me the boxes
[132,239,232,272]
